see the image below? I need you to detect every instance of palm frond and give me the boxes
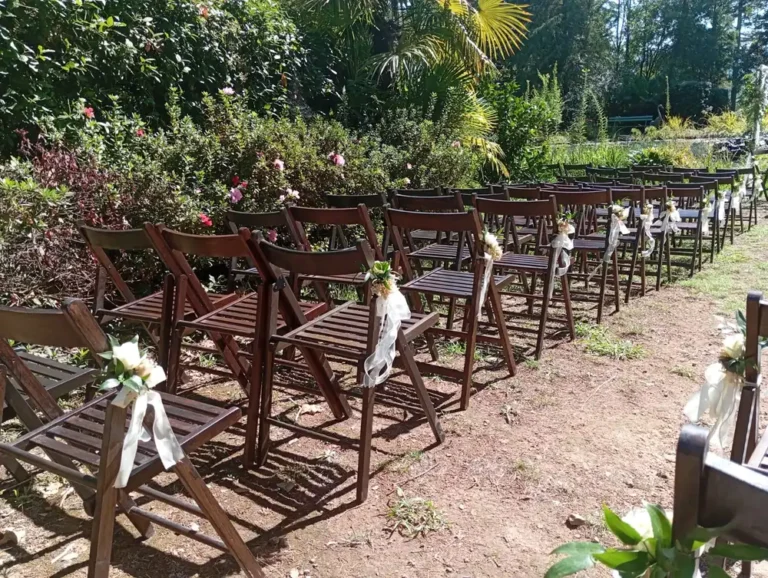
[370,37,442,82]
[469,0,530,59]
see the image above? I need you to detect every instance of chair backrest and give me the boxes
[225,209,289,232]
[0,299,108,420]
[632,164,665,172]
[392,192,464,212]
[690,173,735,189]
[673,424,768,548]
[505,185,541,200]
[473,195,557,251]
[552,190,612,237]
[644,172,683,184]
[666,185,705,206]
[730,291,768,464]
[325,192,387,209]
[78,222,157,305]
[146,224,254,315]
[562,163,592,177]
[390,187,442,198]
[288,205,384,260]
[255,238,375,279]
[586,166,617,179]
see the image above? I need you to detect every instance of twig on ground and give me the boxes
[579,375,617,409]
[387,462,441,495]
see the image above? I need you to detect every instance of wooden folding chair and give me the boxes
[144,225,329,396]
[249,238,444,503]
[691,173,737,249]
[0,300,264,578]
[387,207,517,409]
[325,192,390,256]
[224,208,295,291]
[674,424,768,572]
[287,204,385,305]
[473,195,575,359]
[664,186,705,279]
[551,190,621,324]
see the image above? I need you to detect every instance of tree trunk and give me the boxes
[732,0,746,110]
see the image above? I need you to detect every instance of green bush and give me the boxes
[0,92,484,303]
[0,0,303,154]
[629,145,697,168]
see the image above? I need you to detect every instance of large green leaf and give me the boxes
[646,504,672,549]
[709,543,768,561]
[707,567,730,578]
[550,542,605,556]
[544,555,595,578]
[603,505,643,545]
[593,549,650,573]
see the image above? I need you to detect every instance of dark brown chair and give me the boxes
[288,204,384,304]
[690,173,737,248]
[473,195,575,359]
[325,192,390,254]
[673,425,768,568]
[665,186,705,278]
[0,300,264,578]
[249,238,444,503]
[552,190,621,323]
[387,207,517,409]
[562,163,592,179]
[224,209,295,291]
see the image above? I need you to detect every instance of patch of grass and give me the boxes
[679,223,768,313]
[437,340,488,361]
[333,531,373,548]
[523,359,541,370]
[386,489,446,538]
[511,459,540,486]
[383,450,424,474]
[575,322,646,360]
[671,366,696,379]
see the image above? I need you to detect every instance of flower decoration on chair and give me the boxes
[552,212,575,277]
[99,335,184,488]
[701,197,712,235]
[361,262,411,387]
[639,203,656,258]
[546,502,768,578]
[477,229,503,314]
[684,312,768,449]
[658,199,681,234]
[605,203,630,261]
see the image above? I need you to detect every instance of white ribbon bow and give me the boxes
[362,288,411,387]
[116,388,185,488]
[639,212,655,258]
[683,363,743,449]
[551,224,574,277]
[732,182,744,212]
[587,212,628,281]
[477,253,494,318]
[658,206,681,235]
[706,196,725,222]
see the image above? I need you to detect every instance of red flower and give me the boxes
[83,107,95,119]
[199,213,213,227]
[136,128,145,137]
[232,175,240,186]
[240,180,248,189]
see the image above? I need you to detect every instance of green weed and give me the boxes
[575,323,645,360]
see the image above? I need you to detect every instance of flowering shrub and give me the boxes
[0,92,483,304]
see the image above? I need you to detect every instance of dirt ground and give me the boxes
[2,209,768,578]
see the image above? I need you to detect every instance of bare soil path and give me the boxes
[2,210,768,578]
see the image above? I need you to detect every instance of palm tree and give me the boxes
[293,0,530,175]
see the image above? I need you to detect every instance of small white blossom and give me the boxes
[113,340,141,370]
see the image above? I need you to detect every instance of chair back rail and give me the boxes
[386,207,482,236]
[505,185,541,200]
[390,187,442,198]
[674,424,768,549]
[325,192,387,209]
[731,291,768,464]
[225,209,288,231]
[256,238,375,278]
[392,193,464,212]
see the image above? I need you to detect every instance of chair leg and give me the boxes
[527,273,537,316]
[535,273,553,360]
[689,230,700,278]
[174,458,265,578]
[117,491,155,539]
[396,332,444,444]
[88,401,125,578]
[166,277,188,394]
[611,253,621,314]
[625,243,639,304]
[596,264,608,324]
[357,387,375,504]
[665,236,672,283]
[488,285,515,376]
[256,346,276,468]
[561,273,576,341]
[459,301,480,411]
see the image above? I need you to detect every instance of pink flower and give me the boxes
[240,180,248,189]
[327,152,335,160]
[83,107,95,119]
[332,153,345,167]
[229,188,243,203]
[406,163,412,170]
[267,229,278,242]
[232,175,240,186]
[221,87,235,96]
[136,128,145,137]
[199,5,209,17]
[273,158,285,171]
[451,140,462,148]
[199,213,213,227]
